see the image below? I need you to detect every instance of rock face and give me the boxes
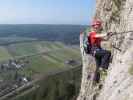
[77,33,98,100]
[77,0,133,100]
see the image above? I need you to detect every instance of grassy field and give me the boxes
[7,42,38,57]
[0,40,81,100]
[0,46,12,62]
[0,41,81,78]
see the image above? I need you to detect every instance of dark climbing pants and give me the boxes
[94,48,111,69]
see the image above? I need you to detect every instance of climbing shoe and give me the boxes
[99,68,107,81]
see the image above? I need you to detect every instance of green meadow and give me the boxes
[0,41,81,78]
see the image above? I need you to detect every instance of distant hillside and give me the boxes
[0,24,87,44]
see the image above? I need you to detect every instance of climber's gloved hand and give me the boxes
[107,32,113,37]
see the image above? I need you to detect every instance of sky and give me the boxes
[0,0,96,25]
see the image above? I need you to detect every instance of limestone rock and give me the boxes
[77,0,133,100]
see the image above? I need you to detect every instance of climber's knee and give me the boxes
[100,50,111,69]
[107,50,111,58]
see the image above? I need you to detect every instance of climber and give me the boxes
[88,19,111,69]
[88,19,112,83]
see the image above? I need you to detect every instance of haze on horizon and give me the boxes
[0,0,95,25]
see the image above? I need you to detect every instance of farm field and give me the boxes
[0,24,84,100]
[0,40,81,78]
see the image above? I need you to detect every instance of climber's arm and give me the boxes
[95,33,107,38]
[95,32,112,41]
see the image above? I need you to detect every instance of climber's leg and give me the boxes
[95,56,101,68]
[94,49,111,69]
[100,50,111,69]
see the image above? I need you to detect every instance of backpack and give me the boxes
[83,31,92,54]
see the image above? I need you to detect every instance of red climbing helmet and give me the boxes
[91,19,102,29]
